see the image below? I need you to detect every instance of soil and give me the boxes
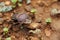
[0,0,60,40]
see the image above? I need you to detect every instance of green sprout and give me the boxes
[11,0,17,4]
[45,18,52,24]
[5,37,11,40]
[18,3,22,7]
[3,27,9,34]
[30,8,36,14]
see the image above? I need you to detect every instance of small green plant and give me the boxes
[18,3,22,7]
[30,8,36,14]
[3,27,9,34]
[45,18,52,24]
[11,0,17,4]
[5,37,11,40]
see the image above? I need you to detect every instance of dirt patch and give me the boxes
[0,0,60,40]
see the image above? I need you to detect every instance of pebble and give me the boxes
[37,0,41,4]
[28,22,40,29]
[51,8,60,16]
[5,1,11,5]
[16,13,29,22]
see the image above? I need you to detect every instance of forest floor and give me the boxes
[0,0,60,40]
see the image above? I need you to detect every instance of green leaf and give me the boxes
[18,3,22,7]
[11,0,17,4]
[45,18,52,23]
[31,8,36,13]
[3,27,9,33]
[5,37,11,40]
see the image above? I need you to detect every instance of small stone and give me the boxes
[51,8,58,14]
[51,8,60,16]
[28,22,40,29]
[37,0,42,5]
[11,36,15,38]
[5,1,11,5]
[16,13,29,22]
